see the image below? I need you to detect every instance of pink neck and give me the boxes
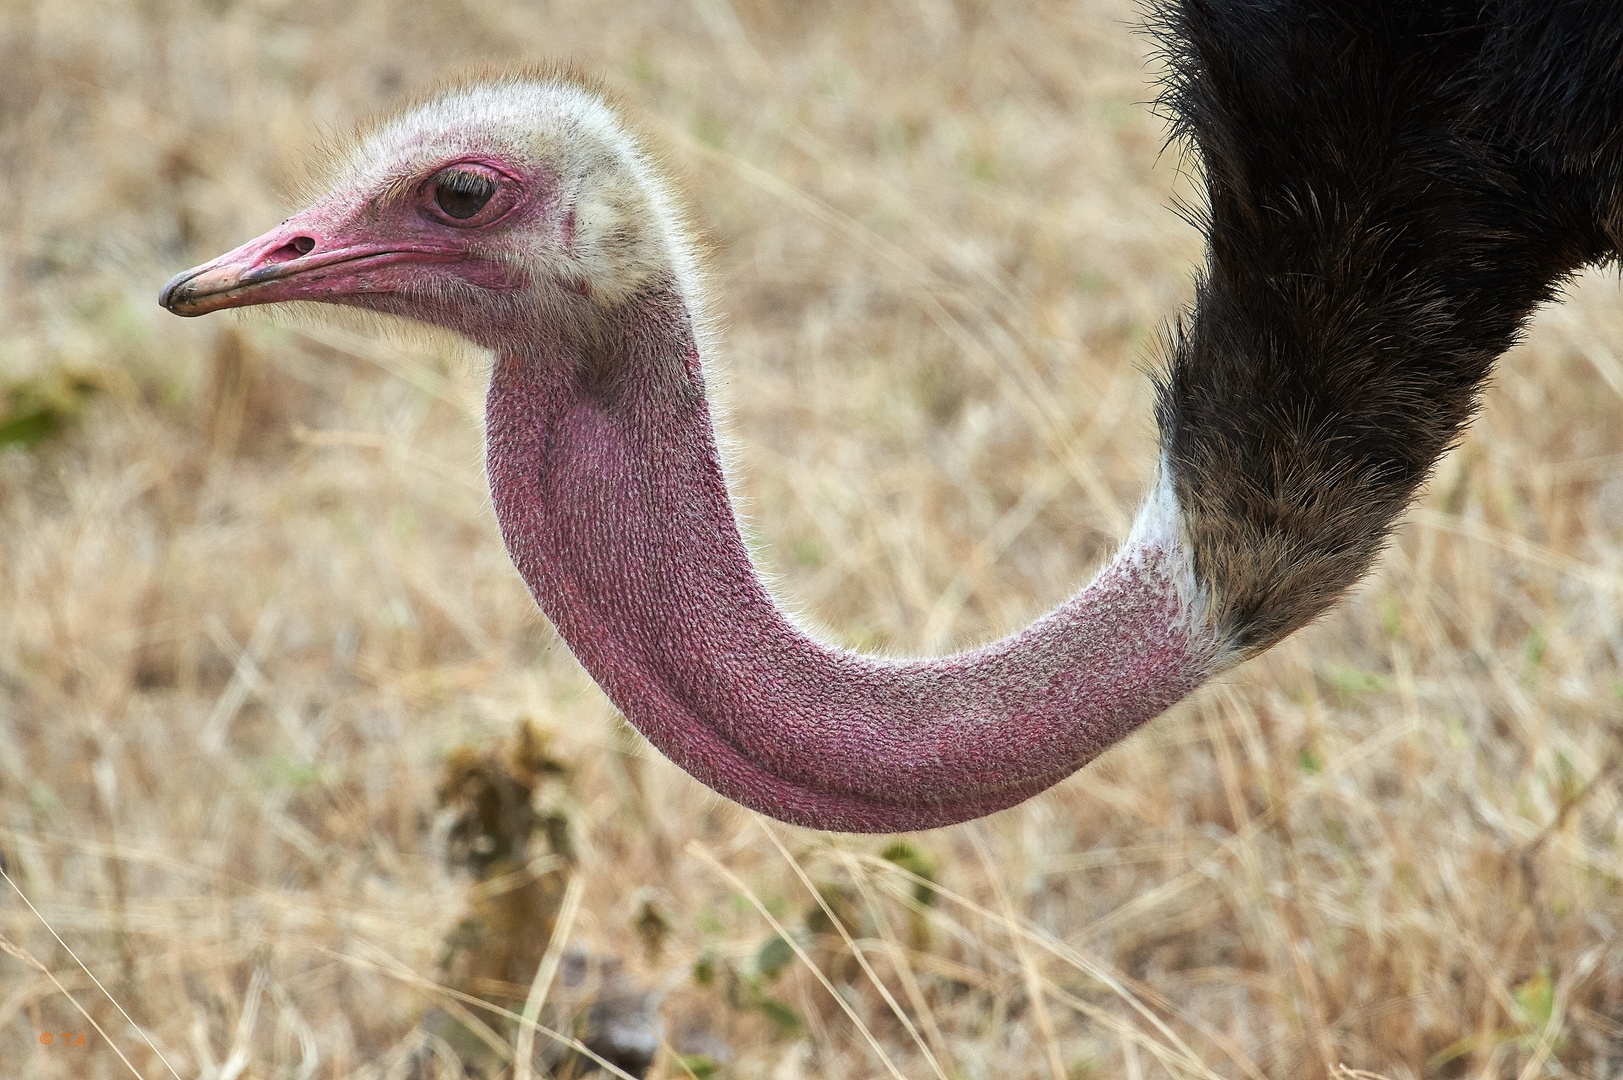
[485,286,1212,831]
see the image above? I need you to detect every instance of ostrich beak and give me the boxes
[158,211,476,317]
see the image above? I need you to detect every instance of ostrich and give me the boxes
[160,2,1623,832]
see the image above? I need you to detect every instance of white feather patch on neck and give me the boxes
[1118,459,1232,673]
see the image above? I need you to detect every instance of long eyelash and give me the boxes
[437,170,496,197]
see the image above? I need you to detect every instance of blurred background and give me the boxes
[1,0,1621,1077]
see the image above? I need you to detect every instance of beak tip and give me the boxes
[158,268,212,316]
[158,271,189,313]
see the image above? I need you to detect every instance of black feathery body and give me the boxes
[1152,0,1623,655]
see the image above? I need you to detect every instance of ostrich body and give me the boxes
[160,3,1623,832]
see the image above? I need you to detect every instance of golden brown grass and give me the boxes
[2,1,1622,1077]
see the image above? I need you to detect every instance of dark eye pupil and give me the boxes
[434,170,497,220]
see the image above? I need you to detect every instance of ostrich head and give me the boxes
[162,80,691,349]
[160,43,1599,832]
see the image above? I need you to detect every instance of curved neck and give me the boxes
[485,287,1216,831]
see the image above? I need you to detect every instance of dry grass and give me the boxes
[2,1,1621,1077]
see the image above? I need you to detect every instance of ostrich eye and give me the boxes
[432,169,498,220]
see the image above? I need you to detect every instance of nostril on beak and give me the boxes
[266,236,317,263]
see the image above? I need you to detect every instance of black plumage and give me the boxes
[1152,0,1623,655]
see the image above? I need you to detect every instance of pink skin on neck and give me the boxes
[160,159,1213,833]
[486,284,1211,832]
